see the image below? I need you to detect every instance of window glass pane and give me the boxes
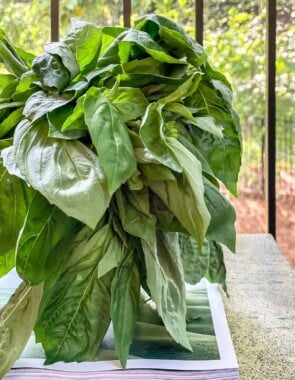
[59,0,123,36]
[0,0,50,55]
[204,1,267,235]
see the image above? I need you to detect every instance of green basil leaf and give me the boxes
[177,135,217,181]
[0,28,28,76]
[111,245,140,367]
[16,191,76,285]
[61,95,87,131]
[23,90,72,122]
[135,14,206,67]
[205,240,227,293]
[0,107,23,138]
[141,231,191,351]
[11,71,38,102]
[106,87,149,122]
[3,119,110,229]
[0,162,34,255]
[64,20,102,72]
[0,282,43,378]
[0,249,15,278]
[179,234,210,285]
[116,186,157,243]
[32,53,71,93]
[119,29,186,65]
[204,178,236,252]
[139,103,182,172]
[189,82,241,195]
[186,116,223,138]
[160,73,201,104]
[47,104,86,139]
[84,87,137,195]
[44,42,79,79]
[0,74,16,96]
[166,137,211,247]
[35,224,116,364]
[139,163,176,181]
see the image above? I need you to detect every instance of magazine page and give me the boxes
[0,270,238,375]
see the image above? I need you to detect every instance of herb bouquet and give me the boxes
[0,15,241,376]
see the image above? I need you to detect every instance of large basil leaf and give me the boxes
[166,137,210,247]
[2,119,110,229]
[106,87,149,122]
[0,282,43,378]
[44,42,79,79]
[32,53,71,93]
[204,177,236,252]
[23,91,72,122]
[189,81,241,195]
[64,19,102,72]
[141,231,191,351]
[16,191,76,285]
[135,14,206,67]
[111,244,140,367]
[119,29,186,65]
[35,224,116,363]
[139,102,182,172]
[179,234,210,285]
[84,87,137,195]
[0,162,34,255]
[116,186,157,243]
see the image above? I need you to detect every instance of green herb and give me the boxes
[0,15,241,373]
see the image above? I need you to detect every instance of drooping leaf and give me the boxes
[0,28,28,76]
[141,231,191,351]
[16,191,76,285]
[179,234,210,285]
[204,177,236,252]
[35,223,116,364]
[206,240,227,293]
[0,161,34,256]
[0,282,43,379]
[166,137,211,247]
[84,87,137,195]
[139,102,182,172]
[116,186,157,243]
[189,81,241,195]
[111,244,140,367]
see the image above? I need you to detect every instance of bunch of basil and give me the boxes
[0,14,241,374]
